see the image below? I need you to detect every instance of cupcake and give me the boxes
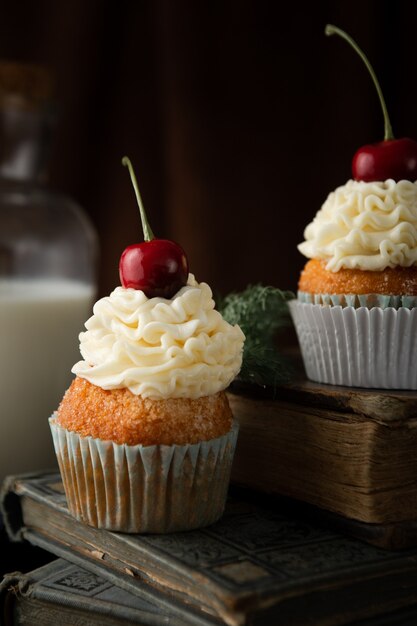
[49,158,245,533]
[290,179,417,389]
[289,26,417,390]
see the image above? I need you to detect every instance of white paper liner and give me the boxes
[289,300,417,389]
[298,291,417,309]
[49,416,238,533]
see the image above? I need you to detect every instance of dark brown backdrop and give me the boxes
[1,0,416,297]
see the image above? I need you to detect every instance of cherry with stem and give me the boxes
[326,24,417,182]
[119,156,189,298]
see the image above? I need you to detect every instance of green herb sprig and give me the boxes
[218,285,295,389]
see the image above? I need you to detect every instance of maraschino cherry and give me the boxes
[119,156,188,298]
[326,24,417,183]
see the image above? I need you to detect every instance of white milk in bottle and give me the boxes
[0,279,94,478]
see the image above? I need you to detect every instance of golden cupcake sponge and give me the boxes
[57,377,233,446]
[299,259,417,296]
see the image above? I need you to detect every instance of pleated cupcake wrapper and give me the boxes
[297,290,417,309]
[49,416,238,533]
[289,300,417,389]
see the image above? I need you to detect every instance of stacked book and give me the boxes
[2,374,417,625]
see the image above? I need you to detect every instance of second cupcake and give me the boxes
[290,26,417,390]
[290,178,417,389]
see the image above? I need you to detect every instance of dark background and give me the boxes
[1,0,416,298]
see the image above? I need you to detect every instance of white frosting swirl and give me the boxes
[72,274,245,399]
[298,179,417,271]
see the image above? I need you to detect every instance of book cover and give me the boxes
[0,557,182,625]
[4,471,417,625]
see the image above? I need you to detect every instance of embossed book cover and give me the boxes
[0,558,183,625]
[3,471,417,625]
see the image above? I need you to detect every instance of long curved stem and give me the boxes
[122,156,155,241]
[325,24,394,141]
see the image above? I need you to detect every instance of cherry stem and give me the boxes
[122,156,155,241]
[325,24,394,141]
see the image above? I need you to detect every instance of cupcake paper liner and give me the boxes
[289,300,417,389]
[297,290,417,309]
[49,416,238,533]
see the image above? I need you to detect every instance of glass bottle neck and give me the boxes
[0,102,54,184]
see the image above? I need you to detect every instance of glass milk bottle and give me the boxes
[0,62,97,482]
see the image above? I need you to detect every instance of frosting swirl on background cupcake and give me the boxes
[298,179,417,271]
[72,274,245,399]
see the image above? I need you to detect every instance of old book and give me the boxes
[0,557,182,626]
[228,372,417,533]
[4,561,417,626]
[4,472,417,626]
